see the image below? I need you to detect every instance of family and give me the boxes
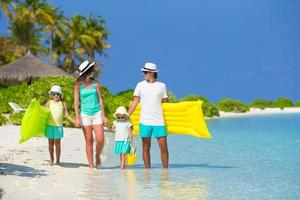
[45,61,169,169]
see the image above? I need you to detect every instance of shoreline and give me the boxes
[208,107,300,119]
[0,125,118,200]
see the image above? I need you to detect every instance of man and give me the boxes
[128,62,169,168]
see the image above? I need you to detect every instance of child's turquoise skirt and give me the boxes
[45,125,64,139]
[114,141,131,154]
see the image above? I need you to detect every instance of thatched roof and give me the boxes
[0,54,71,85]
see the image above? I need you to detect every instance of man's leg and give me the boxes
[157,137,169,168]
[142,138,151,168]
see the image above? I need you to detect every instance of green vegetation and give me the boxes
[105,90,133,121]
[216,98,249,113]
[250,99,274,109]
[0,115,8,126]
[0,77,223,127]
[8,111,24,125]
[273,97,293,108]
[0,83,28,113]
[0,77,76,126]
[0,0,110,72]
[0,36,26,66]
[180,95,219,117]
[167,91,179,103]
[0,77,299,126]
[295,101,300,107]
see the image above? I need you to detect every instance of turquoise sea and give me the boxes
[84,114,300,200]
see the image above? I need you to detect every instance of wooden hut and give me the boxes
[0,54,71,85]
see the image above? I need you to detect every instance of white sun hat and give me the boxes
[141,62,159,72]
[49,85,62,95]
[79,60,96,76]
[113,106,129,118]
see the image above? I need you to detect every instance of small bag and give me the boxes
[127,146,137,166]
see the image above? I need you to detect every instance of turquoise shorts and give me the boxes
[139,123,167,138]
[45,125,64,139]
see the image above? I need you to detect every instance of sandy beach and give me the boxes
[217,107,300,118]
[1,109,300,199]
[0,125,122,200]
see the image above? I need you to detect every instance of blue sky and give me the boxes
[1,0,299,103]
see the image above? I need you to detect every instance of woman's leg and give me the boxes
[54,139,61,164]
[48,139,54,165]
[120,154,126,169]
[93,124,104,167]
[82,126,94,169]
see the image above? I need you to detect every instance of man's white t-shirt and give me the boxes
[133,80,168,126]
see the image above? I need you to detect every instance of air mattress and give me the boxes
[20,99,50,143]
[130,101,212,138]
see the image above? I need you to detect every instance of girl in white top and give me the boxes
[112,106,133,169]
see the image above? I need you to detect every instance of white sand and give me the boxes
[216,107,300,118]
[1,109,300,199]
[0,125,119,200]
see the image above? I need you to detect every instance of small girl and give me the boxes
[112,106,134,169]
[45,85,75,166]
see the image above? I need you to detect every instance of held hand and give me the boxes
[102,115,109,126]
[74,118,81,127]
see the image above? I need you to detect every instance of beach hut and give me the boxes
[0,53,71,85]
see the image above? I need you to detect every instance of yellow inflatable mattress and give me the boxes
[130,101,212,138]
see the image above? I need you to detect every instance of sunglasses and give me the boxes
[117,116,126,120]
[143,71,150,74]
[51,92,61,97]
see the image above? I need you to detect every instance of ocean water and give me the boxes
[84,114,300,200]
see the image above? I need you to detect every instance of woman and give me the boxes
[128,62,169,168]
[74,60,109,169]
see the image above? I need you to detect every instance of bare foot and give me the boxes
[95,154,101,168]
[55,162,62,166]
[49,160,54,166]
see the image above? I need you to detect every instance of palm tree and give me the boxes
[0,0,15,20]
[43,7,66,63]
[9,18,46,55]
[54,14,96,72]
[14,0,55,25]
[85,14,110,60]
[10,0,56,55]
[0,36,27,66]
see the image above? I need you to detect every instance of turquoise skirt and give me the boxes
[45,125,64,139]
[114,141,131,154]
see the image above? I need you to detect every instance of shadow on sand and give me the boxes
[0,163,47,177]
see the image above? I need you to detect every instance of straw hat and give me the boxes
[141,62,158,72]
[49,85,62,95]
[79,60,96,77]
[113,106,129,118]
